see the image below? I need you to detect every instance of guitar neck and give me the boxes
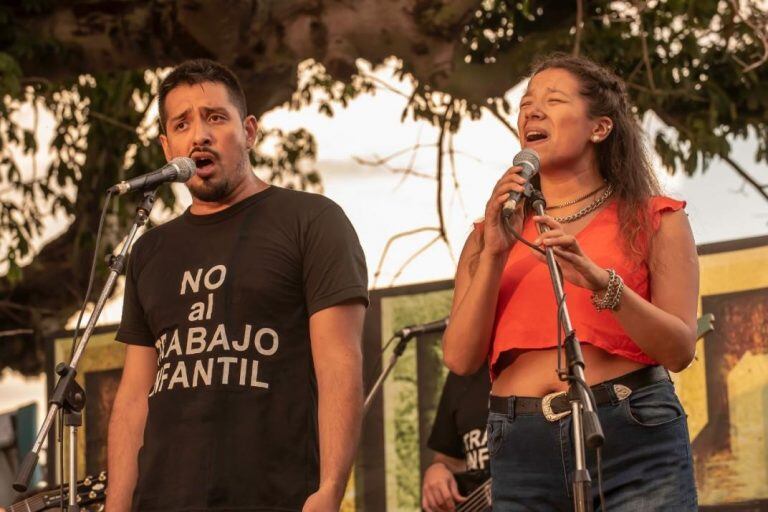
[456,477,492,512]
[7,471,107,512]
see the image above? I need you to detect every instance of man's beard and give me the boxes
[188,157,249,202]
[189,177,231,202]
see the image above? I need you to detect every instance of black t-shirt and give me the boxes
[427,365,491,472]
[116,187,368,511]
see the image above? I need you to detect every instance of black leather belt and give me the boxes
[489,365,670,422]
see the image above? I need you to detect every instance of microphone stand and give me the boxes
[364,320,449,414]
[527,188,605,512]
[363,332,413,415]
[13,190,158,510]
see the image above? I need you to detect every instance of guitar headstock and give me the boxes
[10,470,107,512]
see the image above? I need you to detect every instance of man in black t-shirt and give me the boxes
[107,59,368,512]
[422,364,491,512]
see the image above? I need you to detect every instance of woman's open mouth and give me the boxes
[524,130,549,145]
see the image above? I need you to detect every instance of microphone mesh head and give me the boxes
[513,148,540,174]
[171,157,197,182]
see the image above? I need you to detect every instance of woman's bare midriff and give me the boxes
[490,344,648,397]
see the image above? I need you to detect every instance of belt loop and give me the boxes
[507,396,516,420]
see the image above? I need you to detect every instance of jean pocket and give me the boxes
[486,416,506,457]
[622,382,684,428]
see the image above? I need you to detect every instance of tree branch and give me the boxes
[634,5,657,93]
[359,72,411,99]
[655,109,768,204]
[389,234,441,286]
[371,226,441,288]
[88,109,139,133]
[730,0,768,73]
[573,0,584,57]
[0,329,33,338]
[482,103,519,139]
[720,154,768,202]
[435,105,453,246]
[354,143,438,170]
[446,130,467,222]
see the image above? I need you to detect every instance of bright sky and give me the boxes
[257,61,767,287]
[1,59,766,431]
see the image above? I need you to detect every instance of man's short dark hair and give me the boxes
[158,59,247,133]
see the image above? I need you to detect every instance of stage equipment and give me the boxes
[517,187,605,512]
[502,148,540,217]
[13,161,185,509]
[363,317,449,414]
[107,157,195,195]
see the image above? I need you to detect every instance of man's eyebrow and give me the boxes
[201,106,230,115]
[169,108,191,124]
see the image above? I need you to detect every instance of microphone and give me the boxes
[502,148,540,218]
[108,157,197,195]
[396,317,450,339]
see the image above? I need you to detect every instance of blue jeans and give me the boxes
[487,380,697,511]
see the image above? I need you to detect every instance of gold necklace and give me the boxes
[545,182,607,210]
[552,185,614,224]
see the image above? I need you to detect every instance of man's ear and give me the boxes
[244,115,258,148]
[159,133,172,161]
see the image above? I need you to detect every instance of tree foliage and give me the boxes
[0,0,766,373]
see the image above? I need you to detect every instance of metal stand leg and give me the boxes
[522,191,605,511]
[13,191,156,496]
[64,411,82,512]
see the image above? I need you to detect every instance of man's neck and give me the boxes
[190,176,269,215]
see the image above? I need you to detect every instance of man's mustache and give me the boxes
[188,146,220,160]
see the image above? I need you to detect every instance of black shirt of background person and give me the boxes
[116,187,368,511]
[428,364,491,473]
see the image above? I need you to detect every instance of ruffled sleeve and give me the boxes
[650,196,686,231]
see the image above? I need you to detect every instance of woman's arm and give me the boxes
[442,231,507,375]
[532,209,699,372]
[443,166,527,375]
[610,210,699,371]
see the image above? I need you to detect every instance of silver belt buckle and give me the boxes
[542,391,571,422]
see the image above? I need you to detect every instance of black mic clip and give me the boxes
[528,187,546,210]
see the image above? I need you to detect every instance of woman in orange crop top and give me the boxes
[442,54,699,510]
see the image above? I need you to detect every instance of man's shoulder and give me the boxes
[271,186,338,210]
[268,187,344,222]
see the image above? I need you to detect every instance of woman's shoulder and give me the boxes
[649,195,686,211]
[648,195,687,230]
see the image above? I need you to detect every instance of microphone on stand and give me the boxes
[364,316,450,414]
[396,317,450,339]
[502,148,540,218]
[108,157,197,195]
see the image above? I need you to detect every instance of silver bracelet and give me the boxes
[591,268,624,311]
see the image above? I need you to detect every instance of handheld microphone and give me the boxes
[108,157,196,195]
[502,148,540,218]
[396,317,450,339]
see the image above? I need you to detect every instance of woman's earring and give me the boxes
[591,135,600,143]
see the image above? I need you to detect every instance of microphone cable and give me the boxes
[504,212,607,510]
[69,190,114,359]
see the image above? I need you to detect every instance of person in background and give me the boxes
[422,364,491,512]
